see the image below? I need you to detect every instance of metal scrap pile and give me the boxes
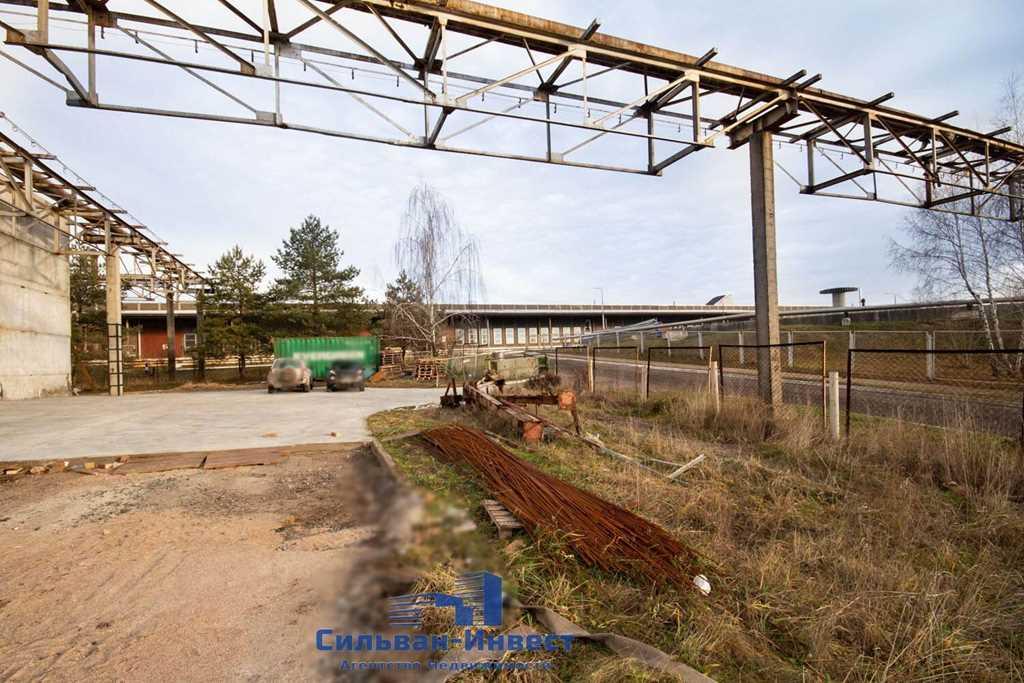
[420,424,700,585]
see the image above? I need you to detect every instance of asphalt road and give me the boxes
[557,356,1021,438]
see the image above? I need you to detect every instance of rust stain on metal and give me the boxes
[421,424,701,585]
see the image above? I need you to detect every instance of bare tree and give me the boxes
[392,183,484,354]
[891,74,1024,373]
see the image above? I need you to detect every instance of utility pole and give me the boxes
[749,130,782,406]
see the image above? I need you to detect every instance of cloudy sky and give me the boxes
[2,0,1021,306]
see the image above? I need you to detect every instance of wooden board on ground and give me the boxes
[482,499,523,539]
[203,447,287,470]
[116,452,208,474]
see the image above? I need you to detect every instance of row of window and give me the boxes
[455,326,585,346]
[120,329,197,358]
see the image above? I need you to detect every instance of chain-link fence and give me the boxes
[592,346,641,397]
[552,345,589,391]
[645,346,712,397]
[718,341,827,413]
[846,348,1024,440]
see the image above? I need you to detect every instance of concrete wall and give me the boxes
[0,204,71,400]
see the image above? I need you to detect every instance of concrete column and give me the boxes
[828,371,840,440]
[105,245,122,396]
[166,289,176,380]
[925,331,935,381]
[708,361,720,414]
[587,346,594,392]
[195,288,206,382]
[749,129,782,406]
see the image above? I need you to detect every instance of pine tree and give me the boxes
[205,246,269,376]
[272,214,366,335]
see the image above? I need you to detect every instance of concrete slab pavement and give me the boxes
[0,387,443,462]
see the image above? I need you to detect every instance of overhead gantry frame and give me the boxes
[2,0,1022,403]
[0,113,203,394]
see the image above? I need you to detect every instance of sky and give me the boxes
[2,0,1022,307]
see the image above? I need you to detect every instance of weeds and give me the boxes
[369,389,1024,681]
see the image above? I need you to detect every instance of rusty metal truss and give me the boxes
[0,112,202,294]
[1,0,1022,221]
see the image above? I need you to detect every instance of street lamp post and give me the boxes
[593,287,606,330]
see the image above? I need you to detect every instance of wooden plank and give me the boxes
[116,451,207,474]
[482,499,523,539]
[202,447,286,470]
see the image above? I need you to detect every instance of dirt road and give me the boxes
[0,444,372,681]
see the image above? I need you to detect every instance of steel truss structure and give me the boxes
[0,113,201,295]
[0,0,1021,221]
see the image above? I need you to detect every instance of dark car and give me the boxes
[326,360,365,392]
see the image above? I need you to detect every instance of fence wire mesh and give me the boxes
[718,341,827,412]
[592,346,641,397]
[645,346,712,397]
[552,346,589,391]
[846,348,1024,441]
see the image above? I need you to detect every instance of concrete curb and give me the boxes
[367,438,400,480]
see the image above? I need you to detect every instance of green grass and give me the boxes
[368,390,1024,681]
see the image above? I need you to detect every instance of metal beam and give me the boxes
[538,18,598,91]
[215,0,262,35]
[295,0,434,99]
[142,0,256,75]
[285,0,353,39]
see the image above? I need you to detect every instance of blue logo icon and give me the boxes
[387,571,503,628]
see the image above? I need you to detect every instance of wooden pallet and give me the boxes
[380,351,404,367]
[415,359,445,382]
[482,499,523,539]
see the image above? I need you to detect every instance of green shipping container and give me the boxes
[273,336,380,381]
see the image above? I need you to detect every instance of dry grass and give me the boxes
[369,391,1024,681]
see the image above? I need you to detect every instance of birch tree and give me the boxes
[890,74,1024,374]
[392,184,484,353]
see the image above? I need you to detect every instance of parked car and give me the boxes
[267,358,313,393]
[326,360,365,392]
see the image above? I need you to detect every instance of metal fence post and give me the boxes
[717,350,725,397]
[926,331,935,381]
[848,330,855,375]
[787,331,794,367]
[709,360,720,414]
[845,349,853,438]
[828,370,840,440]
[645,347,652,400]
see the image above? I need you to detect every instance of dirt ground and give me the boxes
[0,443,373,681]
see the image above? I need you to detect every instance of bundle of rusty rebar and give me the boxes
[420,424,699,585]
